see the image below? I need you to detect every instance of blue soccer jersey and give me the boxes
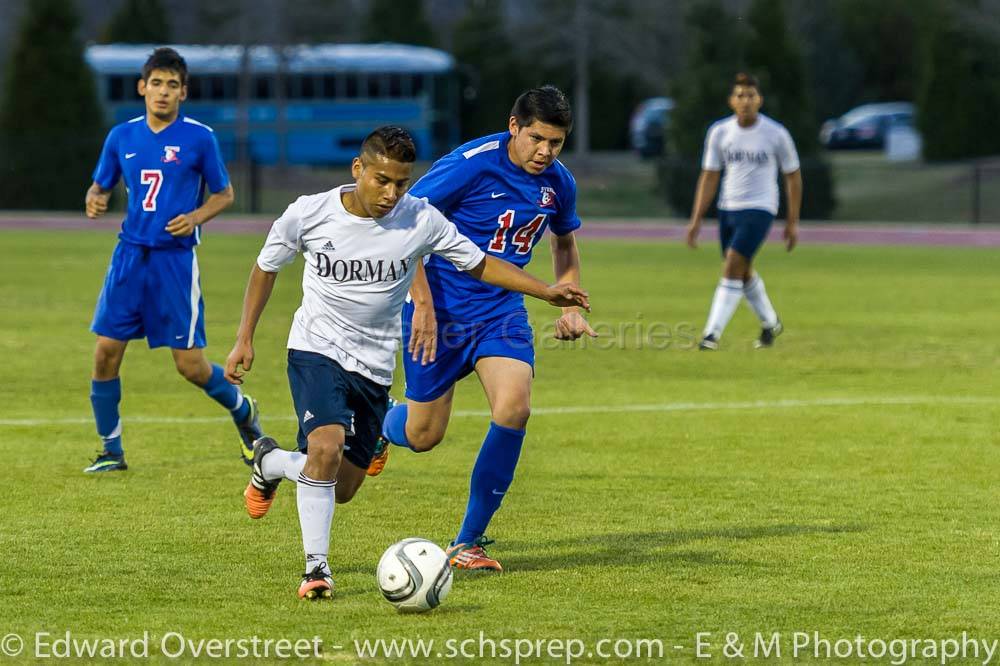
[92,114,230,249]
[409,131,581,322]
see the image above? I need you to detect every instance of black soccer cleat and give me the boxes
[243,436,282,519]
[84,450,128,473]
[754,320,784,349]
[698,334,719,351]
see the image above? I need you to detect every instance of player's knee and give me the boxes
[173,357,205,383]
[407,425,445,452]
[492,402,530,430]
[305,433,345,475]
[93,344,123,376]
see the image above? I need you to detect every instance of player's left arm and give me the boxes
[782,170,802,252]
[778,128,802,252]
[166,131,236,237]
[468,256,590,310]
[165,184,235,237]
[549,232,597,340]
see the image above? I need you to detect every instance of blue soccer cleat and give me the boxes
[236,395,263,466]
[84,451,128,473]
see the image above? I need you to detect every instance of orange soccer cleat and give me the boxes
[298,565,334,600]
[446,537,503,572]
[243,436,282,519]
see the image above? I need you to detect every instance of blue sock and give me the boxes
[382,403,415,450]
[455,422,525,546]
[90,378,123,456]
[202,364,250,423]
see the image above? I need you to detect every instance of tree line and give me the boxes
[1,0,998,212]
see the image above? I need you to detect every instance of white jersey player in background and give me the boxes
[223,126,589,600]
[686,72,802,350]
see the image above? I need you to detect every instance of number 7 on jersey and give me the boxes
[140,169,163,211]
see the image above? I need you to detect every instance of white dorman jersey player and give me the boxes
[686,73,803,351]
[256,184,486,386]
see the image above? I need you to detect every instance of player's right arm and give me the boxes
[405,148,479,365]
[686,123,724,249]
[225,198,304,384]
[85,182,113,219]
[686,170,721,249]
[86,128,122,219]
[225,265,278,385]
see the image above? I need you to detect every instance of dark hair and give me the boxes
[361,126,417,163]
[732,72,760,92]
[510,85,573,131]
[142,47,188,85]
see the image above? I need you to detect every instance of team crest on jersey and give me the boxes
[161,145,181,164]
[538,186,556,208]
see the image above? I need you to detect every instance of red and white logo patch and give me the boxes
[538,186,556,208]
[161,145,181,164]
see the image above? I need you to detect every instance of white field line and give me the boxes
[1,395,996,427]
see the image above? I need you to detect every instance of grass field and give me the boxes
[2,228,1000,664]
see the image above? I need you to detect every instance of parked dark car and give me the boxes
[630,97,674,158]
[819,102,915,149]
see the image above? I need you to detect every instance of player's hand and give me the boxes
[408,304,438,365]
[165,212,200,237]
[784,222,799,252]
[685,220,701,249]
[544,283,590,310]
[85,190,110,219]
[554,310,598,340]
[225,340,255,385]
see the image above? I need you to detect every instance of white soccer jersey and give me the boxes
[256,185,486,385]
[702,113,800,215]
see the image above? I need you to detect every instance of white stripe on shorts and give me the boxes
[187,250,201,348]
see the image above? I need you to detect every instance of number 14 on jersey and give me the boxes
[488,210,547,255]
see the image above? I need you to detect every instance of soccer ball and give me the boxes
[376,538,453,613]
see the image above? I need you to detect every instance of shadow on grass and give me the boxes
[333,523,865,578]
[495,523,867,574]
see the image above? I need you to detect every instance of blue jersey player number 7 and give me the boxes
[83,47,261,476]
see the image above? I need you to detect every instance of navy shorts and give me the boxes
[91,241,206,349]
[286,349,390,470]
[401,304,535,403]
[719,209,774,260]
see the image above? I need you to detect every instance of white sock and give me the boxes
[297,473,335,575]
[704,278,744,339]
[261,448,307,482]
[743,274,779,328]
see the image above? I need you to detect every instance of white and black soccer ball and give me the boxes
[376,538,453,613]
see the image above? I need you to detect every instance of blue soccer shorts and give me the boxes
[401,303,535,403]
[286,349,390,470]
[718,208,775,260]
[91,240,206,349]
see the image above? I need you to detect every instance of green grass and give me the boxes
[2,229,1000,664]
